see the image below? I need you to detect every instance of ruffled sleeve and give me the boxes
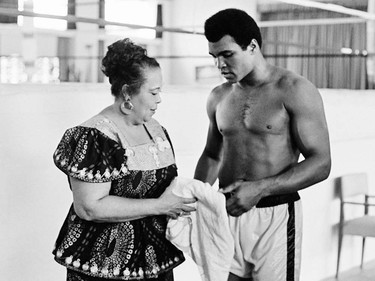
[53,126,129,183]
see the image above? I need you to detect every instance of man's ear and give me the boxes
[250,39,258,52]
[251,44,256,52]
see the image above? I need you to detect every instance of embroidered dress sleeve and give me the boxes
[53,126,129,183]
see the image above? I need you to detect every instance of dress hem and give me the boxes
[54,256,184,280]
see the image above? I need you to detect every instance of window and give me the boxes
[18,0,68,30]
[105,0,157,39]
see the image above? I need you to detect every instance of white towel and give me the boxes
[166,177,234,281]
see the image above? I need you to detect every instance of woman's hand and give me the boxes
[157,183,197,219]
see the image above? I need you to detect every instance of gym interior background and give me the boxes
[1,0,375,280]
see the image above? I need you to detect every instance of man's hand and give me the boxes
[220,180,264,217]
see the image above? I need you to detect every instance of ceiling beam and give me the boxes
[0,5,369,34]
[258,16,366,27]
[275,0,375,20]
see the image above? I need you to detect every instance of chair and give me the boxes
[336,173,375,278]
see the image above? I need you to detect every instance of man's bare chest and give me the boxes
[216,92,289,136]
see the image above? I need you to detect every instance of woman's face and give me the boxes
[131,66,162,124]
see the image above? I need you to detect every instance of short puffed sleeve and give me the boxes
[53,126,129,183]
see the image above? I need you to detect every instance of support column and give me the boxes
[156,4,163,39]
[0,0,18,23]
[22,0,37,82]
[67,0,77,30]
[74,0,100,82]
[367,0,375,88]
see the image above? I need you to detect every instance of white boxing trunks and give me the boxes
[228,193,302,281]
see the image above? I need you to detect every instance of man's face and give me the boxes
[208,35,253,83]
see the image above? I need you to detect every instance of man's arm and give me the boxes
[194,89,223,185]
[265,77,331,193]
[224,78,331,216]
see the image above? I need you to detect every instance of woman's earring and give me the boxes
[120,100,134,115]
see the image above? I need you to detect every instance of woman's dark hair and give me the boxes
[204,8,262,50]
[101,38,160,98]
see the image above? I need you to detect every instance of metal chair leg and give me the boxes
[360,237,366,269]
[336,229,343,278]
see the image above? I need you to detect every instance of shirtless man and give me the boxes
[194,9,331,281]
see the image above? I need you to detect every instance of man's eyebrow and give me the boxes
[209,50,232,57]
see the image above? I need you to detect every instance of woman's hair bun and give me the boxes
[101,38,159,97]
[101,38,147,79]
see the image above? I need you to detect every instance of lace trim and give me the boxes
[54,253,182,279]
[55,152,129,182]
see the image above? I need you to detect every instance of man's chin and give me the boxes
[222,73,237,83]
[223,77,237,83]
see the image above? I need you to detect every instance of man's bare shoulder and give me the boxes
[211,82,233,96]
[205,82,233,116]
[271,66,323,112]
[207,82,232,104]
[266,66,320,106]
[273,66,318,95]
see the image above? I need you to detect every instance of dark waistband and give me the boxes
[221,187,300,208]
[255,192,300,208]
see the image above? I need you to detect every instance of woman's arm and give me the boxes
[71,177,196,222]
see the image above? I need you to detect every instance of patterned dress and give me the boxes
[52,115,184,280]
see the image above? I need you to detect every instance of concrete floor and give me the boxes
[321,259,375,281]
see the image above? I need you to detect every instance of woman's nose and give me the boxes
[156,93,162,103]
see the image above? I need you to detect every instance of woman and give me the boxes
[52,38,196,281]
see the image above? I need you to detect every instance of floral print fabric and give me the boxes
[52,118,184,280]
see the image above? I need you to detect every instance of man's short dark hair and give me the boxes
[204,8,262,50]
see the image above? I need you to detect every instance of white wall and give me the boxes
[0,25,23,55]
[1,83,375,281]
[300,90,375,279]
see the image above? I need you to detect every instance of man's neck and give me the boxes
[238,59,272,88]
